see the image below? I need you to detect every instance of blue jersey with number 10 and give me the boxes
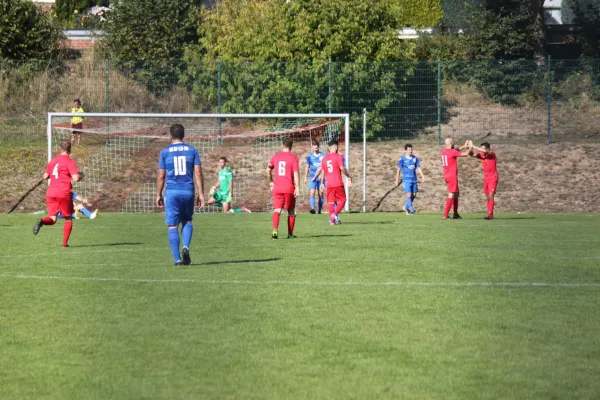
[158,143,201,192]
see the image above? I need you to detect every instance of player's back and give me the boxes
[269,151,299,194]
[441,148,461,177]
[322,153,345,187]
[159,143,201,192]
[46,154,78,197]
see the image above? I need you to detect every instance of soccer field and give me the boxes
[1,212,600,399]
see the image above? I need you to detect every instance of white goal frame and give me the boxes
[47,112,351,212]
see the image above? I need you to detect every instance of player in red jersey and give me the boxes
[313,139,352,225]
[33,140,83,247]
[469,142,498,220]
[267,137,300,239]
[441,138,471,219]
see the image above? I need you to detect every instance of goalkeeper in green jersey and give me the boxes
[207,157,251,213]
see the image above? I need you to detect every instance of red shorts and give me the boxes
[444,175,459,193]
[326,186,346,203]
[273,192,296,211]
[484,179,498,195]
[47,195,74,217]
[72,123,83,133]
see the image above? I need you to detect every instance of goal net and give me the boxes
[47,113,350,213]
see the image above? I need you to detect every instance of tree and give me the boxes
[0,0,64,60]
[102,0,201,93]
[55,0,110,28]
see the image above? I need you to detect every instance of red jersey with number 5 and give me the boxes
[441,148,462,178]
[45,154,78,197]
[322,153,346,188]
[268,151,299,194]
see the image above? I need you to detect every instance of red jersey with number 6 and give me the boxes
[45,154,78,197]
[441,148,462,178]
[268,152,299,194]
[322,153,346,188]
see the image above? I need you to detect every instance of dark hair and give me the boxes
[328,139,338,147]
[282,137,294,149]
[481,142,491,150]
[170,124,185,140]
[219,156,228,162]
[311,140,319,146]
[73,98,81,104]
[404,143,413,150]
[60,140,72,153]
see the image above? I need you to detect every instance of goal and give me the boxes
[47,113,350,213]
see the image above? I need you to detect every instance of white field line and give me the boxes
[1,273,600,287]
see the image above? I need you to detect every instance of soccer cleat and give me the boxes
[317,211,322,214]
[33,219,43,235]
[484,215,493,220]
[442,216,450,220]
[287,235,297,239]
[74,210,81,220]
[272,229,278,240]
[452,214,462,219]
[90,209,99,219]
[333,215,342,225]
[402,205,410,215]
[63,245,69,248]
[329,219,336,226]
[182,247,191,265]
[309,209,316,214]
[174,260,184,266]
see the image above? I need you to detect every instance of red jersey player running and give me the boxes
[441,138,471,219]
[313,139,352,225]
[33,140,83,247]
[267,137,300,239]
[469,142,498,220]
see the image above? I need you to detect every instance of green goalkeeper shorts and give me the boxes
[213,192,231,203]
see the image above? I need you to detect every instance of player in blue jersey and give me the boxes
[303,140,325,214]
[394,144,426,215]
[57,192,98,219]
[156,124,205,266]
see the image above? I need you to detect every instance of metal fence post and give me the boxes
[547,55,552,144]
[437,57,442,145]
[328,57,332,114]
[218,59,222,144]
[105,57,110,144]
[363,108,367,213]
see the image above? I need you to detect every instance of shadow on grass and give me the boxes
[190,258,280,266]
[304,234,353,238]
[342,221,394,225]
[72,242,144,247]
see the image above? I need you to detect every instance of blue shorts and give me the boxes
[308,179,322,191]
[403,182,418,194]
[165,191,195,226]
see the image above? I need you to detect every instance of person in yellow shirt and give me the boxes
[71,98,84,146]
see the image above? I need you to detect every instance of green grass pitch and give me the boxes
[1,212,600,399]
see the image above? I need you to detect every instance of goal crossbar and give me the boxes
[47,112,351,212]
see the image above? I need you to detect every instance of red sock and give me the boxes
[287,215,296,236]
[41,217,56,225]
[453,198,459,215]
[328,203,335,216]
[272,212,281,229]
[335,200,346,215]
[443,198,453,218]
[63,220,72,246]
[488,199,495,216]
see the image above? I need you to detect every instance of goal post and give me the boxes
[47,112,351,213]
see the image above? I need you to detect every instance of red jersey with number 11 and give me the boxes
[441,148,462,178]
[322,153,346,188]
[268,151,299,194]
[45,154,78,197]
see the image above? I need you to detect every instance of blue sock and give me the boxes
[168,228,180,262]
[309,195,316,210]
[406,196,414,212]
[182,221,193,248]
[80,207,92,217]
[318,197,323,212]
